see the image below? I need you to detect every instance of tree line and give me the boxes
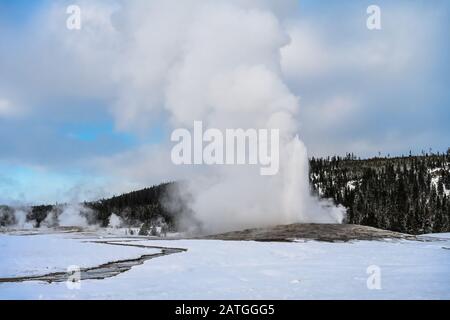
[2,149,449,235]
[310,149,450,234]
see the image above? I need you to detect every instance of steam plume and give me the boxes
[4,0,346,233]
[103,0,347,232]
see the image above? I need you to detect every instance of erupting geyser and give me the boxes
[149,1,347,232]
[33,0,346,233]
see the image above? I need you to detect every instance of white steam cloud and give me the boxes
[0,204,93,230]
[57,204,91,227]
[12,209,35,230]
[3,0,346,233]
[108,213,124,228]
[94,0,345,232]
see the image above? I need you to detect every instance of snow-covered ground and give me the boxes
[421,233,450,240]
[0,232,449,299]
[0,234,159,278]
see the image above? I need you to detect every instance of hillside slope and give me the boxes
[2,152,449,235]
[310,152,450,234]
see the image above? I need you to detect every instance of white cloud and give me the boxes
[279,3,446,157]
[281,24,331,78]
[308,95,359,129]
[0,99,21,118]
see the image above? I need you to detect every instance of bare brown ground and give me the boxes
[203,223,418,242]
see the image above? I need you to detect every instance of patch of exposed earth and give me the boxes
[203,223,419,242]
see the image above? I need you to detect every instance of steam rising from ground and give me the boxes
[75,0,345,232]
[0,204,94,229]
[1,0,346,233]
[55,204,92,227]
[11,210,34,230]
[103,0,346,233]
[108,213,124,228]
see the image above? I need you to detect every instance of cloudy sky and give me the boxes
[0,0,449,205]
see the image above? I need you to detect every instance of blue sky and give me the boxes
[0,0,449,204]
